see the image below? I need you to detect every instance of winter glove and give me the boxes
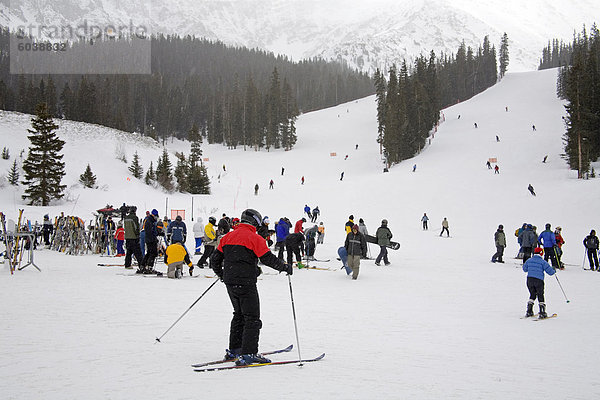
[267,239,273,247]
[281,263,293,276]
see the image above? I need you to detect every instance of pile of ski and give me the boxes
[191,344,325,372]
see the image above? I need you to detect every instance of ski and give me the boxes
[191,344,294,368]
[303,258,331,263]
[97,263,126,267]
[194,352,325,372]
[520,314,538,319]
[533,313,557,321]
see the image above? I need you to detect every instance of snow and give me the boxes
[1,68,600,399]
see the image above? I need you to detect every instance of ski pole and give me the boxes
[582,248,587,270]
[554,274,570,303]
[155,277,219,343]
[287,274,303,366]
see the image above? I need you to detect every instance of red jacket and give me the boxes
[294,219,304,233]
[114,227,125,241]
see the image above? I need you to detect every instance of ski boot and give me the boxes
[223,348,241,361]
[297,262,305,269]
[538,302,548,319]
[235,353,271,366]
[525,300,534,317]
[189,266,194,276]
[175,269,182,279]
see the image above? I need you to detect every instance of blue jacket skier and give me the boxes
[522,247,555,318]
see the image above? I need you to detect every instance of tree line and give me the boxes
[0,28,374,151]
[557,24,600,178]
[375,34,505,166]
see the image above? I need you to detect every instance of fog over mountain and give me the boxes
[1,0,598,73]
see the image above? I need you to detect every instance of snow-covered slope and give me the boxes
[1,69,599,399]
[1,0,598,73]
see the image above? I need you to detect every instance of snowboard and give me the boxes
[337,247,352,275]
[364,234,400,250]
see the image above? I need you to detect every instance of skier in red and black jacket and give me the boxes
[211,208,292,366]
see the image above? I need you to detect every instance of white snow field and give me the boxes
[1,68,600,399]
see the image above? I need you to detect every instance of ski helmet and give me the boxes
[241,209,262,227]
[209,216,216,225]
[175,215,182,221]
[545,223,551,229]
[151,209,159,217]
[498,224,503,229]
[382,219,388,226]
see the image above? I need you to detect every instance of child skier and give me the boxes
[522,247,555,318]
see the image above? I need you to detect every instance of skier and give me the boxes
[301,176,305,185]
[311,206,320,223]
[496,135,500,142]
[494,165,499,174]
[317,222,325,244]
[305,225,318,260]
[554,226,565,269]
[140,210,149,257]
[211,209,292,366]
[583,230,599,271]
[344,224,367,280]
[412,164,417,172]
[269,179,274,189]
[421,213,429,230]
[345,215,355,234]
[486,160,492,169]
[275,217,292,260]
[254,184,259,196]
[294,218,305,234]
[285,232,305,268]
[542,155,548,163]
[168,215,187,245]
[304,204,311,218]
[519,224,538,264]
[358,218,369,259]
[340,171,344,181]
[344,155,348,160]
[515,223,527,259]
[440,217,450,237]
[164,241,193,279]
[114,222,125,256]
[141,209,161,275]
[532,125,536,131]
[374,219,392,266]
[522,247,555,318]
[538,223,558,268]
[474,122,478,128]
[196,216,217,271]
[217,214,231,236]
[42,214,53,246]
[123,206,144,270]
[491,224,506,263]
[528,184,536,196]
[281,167,284,176]
[192,217,204,255]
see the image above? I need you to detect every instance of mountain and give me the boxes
[2,68,599,399]
[1,0,598,73]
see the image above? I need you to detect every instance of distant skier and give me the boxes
[301,176,305,185]
[583,230,599,271]
[355,144,359,150]
[304,205,311,218]
[421,213,429,230]
[254,183,259,196]
[340,172,344,181]
[528,184,536,196]
[317,222,325,244]
[522,247,555,318]
[311,206,320,223]
[344,155,348,160]
[474,122,478,128]
[223,164,226,172]
[532,125,536,131]
[412,164,417,172]
[496,135,500,142]
[494,165,499,174]
[505,106,508,112]
[269,179,274,189]
[486,160,492,169]
[491,224,506,263]
[542,155,548,163]
[440,218,450,237]
[457,114,461,119]
[281,167,285,176]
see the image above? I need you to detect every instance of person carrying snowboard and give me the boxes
[522,247,555,318]
[375,219,392,266]
[583,230,599,271]
[491,224,506,263]
[211,209,292,365]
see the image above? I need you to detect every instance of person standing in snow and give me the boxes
[340,171,344,181]
[486,160,492,169]
[42,214,53,246]
[192,217,204,255]
[554,227,565,269]
[211,209,292,366]
[114,221,125,256]
[254,184,259,196]
[123,206,144,270]
[528,184,536,196]
[375,219,392,266]
[538,223,558,268]
[519,224,538,264]
[311,206,320,223]
[358,218,369,259]
[281,167,284,176]
[196,216,217,271]
[285,232,305,268]
[440,218,450,237]
[344,224,367,280]
[491,224,506,263]
[305,225,318,260]
[583,230,599,271]
[412,164,417,172]
[421,213,429,230]
[269,179,274,189]
[301,176,305,185]
[494,165,499,174]
[522,247,555,318]
[168,215,187,245]
[217,214,231,236]
[317,222,325,244]
[345,215,355,235]
[141,209,161,275]
[275,217,292,260]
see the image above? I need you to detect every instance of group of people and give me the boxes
[342,215,393,280]
[303,204,320,223]
[510,223,565,269]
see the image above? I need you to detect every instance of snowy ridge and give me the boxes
[1,0,598,73]
[1,69,600,399]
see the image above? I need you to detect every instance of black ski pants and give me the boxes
[492,245,504,262]
[142,239,158,269]
[198,244,214,266]
[587,248,599,269]
[125,238,144,268]
[543,247,559,267]
[522,247,533,264]
[226,284,262,355]
[276,241,286,260]
[526,276,545,303]
[287,244,302,266]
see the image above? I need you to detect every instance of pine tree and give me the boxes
[144,161,155,185]
[129,151,143,179]
[22,103,66,205]
[374,69,387,153]
[155,148,173,191]
[1,146,9,160]
[7,159,19,186]
[79,164,97,188]
[187,154,211,194]
[173,152,189,192]
[499,33,510,79]
[188,124,203,165]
